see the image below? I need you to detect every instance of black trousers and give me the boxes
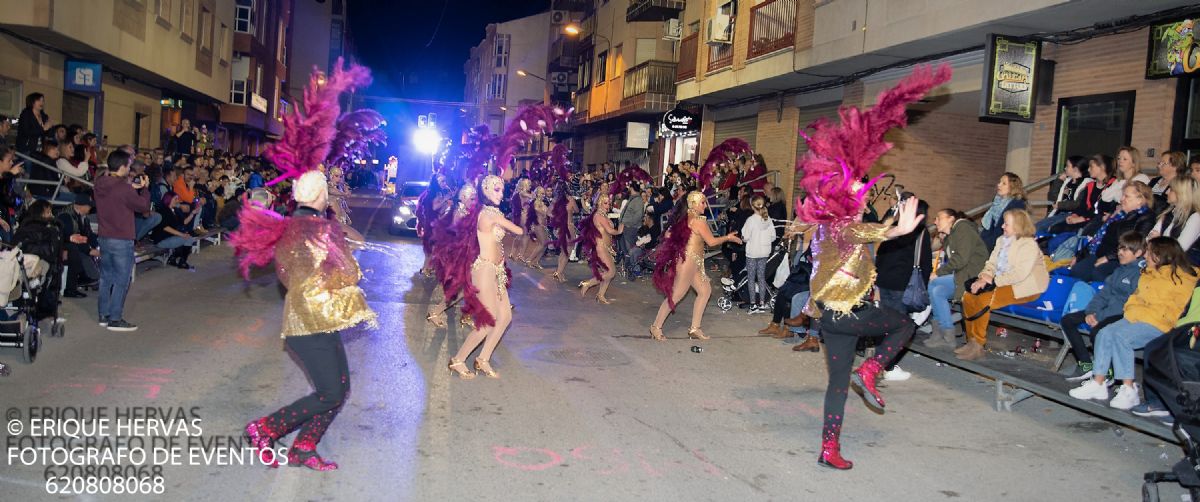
[772,281,806,323]
[261,331,349,450]
[1059,311,1120,364]
[818,303,914,440]
[64,243,98,291]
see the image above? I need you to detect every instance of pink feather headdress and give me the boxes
[797,64,951,223]
[266,58,372,185]
[696,138,753,190]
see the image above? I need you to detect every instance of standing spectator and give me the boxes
[979,172,1027,250]
[767,186,787,237]
[57,193,100,298]
[173,119,196,160]
[744,154,768,196]
[16,92,50,154]
[94,150,150,331]
[618,182,644,268]
[0,114,11,148]
[742,195,775,314]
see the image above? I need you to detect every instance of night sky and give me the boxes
[347,0,550,101]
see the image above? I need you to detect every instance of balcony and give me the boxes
[748,0,798,60]
[572,89,590,121]
[707,43,733,73]
[622,60,676,100]
[550,36,578,68]
[676,33,698,81]
[626,0,685,23]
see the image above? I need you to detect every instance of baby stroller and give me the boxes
[0,245,63,363]
[1142,322,1200,501]
[718,238,789,312]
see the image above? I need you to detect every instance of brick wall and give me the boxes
[1028,28,1178,178]
[875,112,1011,215]
[755,99,801,210]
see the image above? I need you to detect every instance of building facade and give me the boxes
[287,0,349,100]
[0,0,235,150]
[218,0,291,155]
[673,0,1199,215]
[464,12,552,135]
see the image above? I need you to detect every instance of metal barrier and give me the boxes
[12,151,94,206]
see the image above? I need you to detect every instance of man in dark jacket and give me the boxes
[57,193,99,297]
[94,150,150,332]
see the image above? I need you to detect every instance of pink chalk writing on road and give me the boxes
[494,444,724,478]
[46,364,175,399]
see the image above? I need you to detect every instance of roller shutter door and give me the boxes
[794,106,840,197]
[712,116,757,151]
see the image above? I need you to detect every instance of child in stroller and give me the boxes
[718,237,789,313]
[1142,322,1200,501]
[12,200,64,325]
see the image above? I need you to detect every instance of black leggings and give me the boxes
[1059,311,1121,364]
[819,304,914,441]
[261,331,349,450]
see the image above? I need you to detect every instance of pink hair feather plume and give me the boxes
[327,109,387,170]
[797,64,951,223]
[228,201,289,279]
[494,105,572,177]
[696,138,752,190]
[266,58,371,185]
[610,164,651,196]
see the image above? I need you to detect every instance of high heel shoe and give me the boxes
[474,358,499,378]
[649,325,665,341]
[597,296,613,305]
[448,358,475,379]
[579,281,593,297]
[288,448,338,471]
[551,271,566,283]
[687,327,709,340]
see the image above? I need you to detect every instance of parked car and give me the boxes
[389,181,428,235]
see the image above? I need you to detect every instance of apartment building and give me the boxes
[0,0,235,149]
[219,0,291,155]
[673,0,1199,214]
[287,0,350,100]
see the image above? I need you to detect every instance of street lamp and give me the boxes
[413,128,442,155]
[563,23,611,47]
[516,69,546,81]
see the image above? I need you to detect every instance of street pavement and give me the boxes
[0,193,1184,501]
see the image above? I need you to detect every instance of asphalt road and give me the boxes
[0,193,1184,501]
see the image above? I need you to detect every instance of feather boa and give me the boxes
[551,190,572,252]
[798,64,951,223]
[229,202,289,279]
[575,211,607,281]
[327,109,387,170]
[267,58,371,185]
[522,196,539,240]
[697,139,753,191]
[494,106,572,177]
[651,207,693,310]
[610,164,652,196]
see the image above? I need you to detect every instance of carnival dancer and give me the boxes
[649,191,742,340]
[550,185,578,282]
[578,193,624,304]
[795,64,950,470]
[234,59,378,471]
[448,175,525,378]
[521,186,551,268]
[507,178,533,261]
[417,173,453,276]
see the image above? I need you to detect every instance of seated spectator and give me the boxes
[1069,237,1197,410]
[925,208,989,348]
[1070,181,1156,282]
[1060,232,1145,379]
[761,222,812,341]
[625,213,660,279]
[56,193,99,297]
[151,193,198,270]
[13,200,63,306]
[1189,156,1200,183]
[1150,150,1185,209]
[1117,145,1151,186]
[1037,156,1091,235]
[55,141,88,179]
[1148,177,1200,253]
[1050,154,1114,235]
[958,209,1049,360]
[979,172,1027,251]
[0,145,22,241]
[27,139,62,199]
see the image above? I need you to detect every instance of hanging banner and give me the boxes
[1146,18,1199,78]
[980,34,1040,123]
[660,107,699,137]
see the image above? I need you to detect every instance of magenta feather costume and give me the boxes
[327,109,387,170]
[610,164,652,196]
[651,205,694,310]
[550,188,572,252]
[522,194,539,240]
[575,211,607,281]
[696,138,752,191]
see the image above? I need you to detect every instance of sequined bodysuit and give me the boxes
[473,206,509,297]
[685,216,708,282]
[807,221,890,317]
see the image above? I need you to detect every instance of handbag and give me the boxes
[901,230,930,313]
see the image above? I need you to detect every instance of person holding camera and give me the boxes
[94,150,150,331]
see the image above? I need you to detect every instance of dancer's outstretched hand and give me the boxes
[724,231,742,245]
[885,197,924,239]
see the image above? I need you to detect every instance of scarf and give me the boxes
[995,236,1014,276]
[1088,206,1149,255]
[982,195,1010,230]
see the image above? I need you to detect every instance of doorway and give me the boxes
[61,92,90,130]
[134,112,149,151]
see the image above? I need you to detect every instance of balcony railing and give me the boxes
[572,89,590,119]
[707,43,733,73]
[676,33,698,81]
[626,0,685,23]
[623,60,677,100]
[748,0,798,60]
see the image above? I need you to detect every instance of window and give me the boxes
[180,0,194,41]
[231,56,249,104]
[0,76,22,117]
[488,73,506,100]
[154,0,172,27]
[255,64,263,95]
[273,77,281,118]
[1052,92,1135,174]
[230,80,247,105]
[612,45,623,77]
[277,21,286,63]
[330,19,344,52]
[217,23,229,63]
[596,50,608,82]
[200,6,213,51]
[235,0,255,35]
[494,34,510,69]
[578,49,593,89]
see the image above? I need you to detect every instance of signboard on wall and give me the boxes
[626,122,650,149]
[660,107,699,137]
[980,34,1040,123]
[64,60,102,93]
[250,93,268,113]
[1146,18,1199,78]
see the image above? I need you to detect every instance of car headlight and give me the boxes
[396,205,413,217]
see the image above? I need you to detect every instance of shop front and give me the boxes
[658,106,700,181]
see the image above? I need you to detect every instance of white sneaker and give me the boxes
[884,366,912,381]
[1069,379,1110,401]
[721,277,735,286]
[910,306,931,327]
[1109,383,1141,410]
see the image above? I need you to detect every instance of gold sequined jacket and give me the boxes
[274,208,377,338]
[807,221,890,317]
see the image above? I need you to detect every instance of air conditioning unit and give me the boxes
[706,14,732,45]
[549,72,570,85]
[663,18,683,41]
[550,10,569,25]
